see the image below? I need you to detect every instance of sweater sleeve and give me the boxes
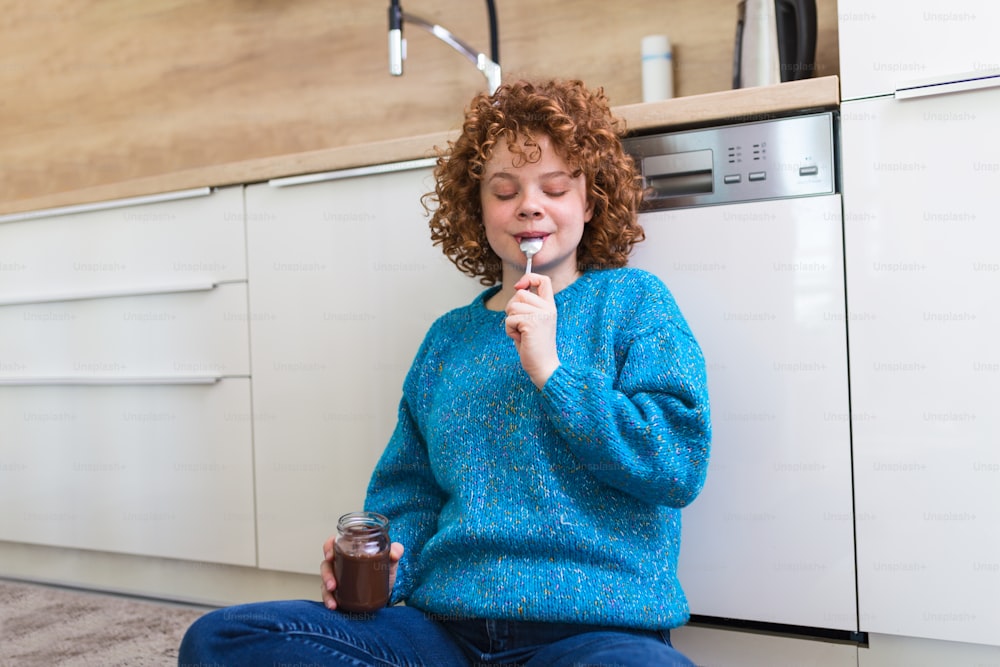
[364,343,448,604]
[540,302,711,508]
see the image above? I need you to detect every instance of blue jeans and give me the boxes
[178,600,696,666]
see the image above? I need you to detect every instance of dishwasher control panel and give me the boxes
[622,112,836,210]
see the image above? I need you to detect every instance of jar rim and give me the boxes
[337,511,389,532]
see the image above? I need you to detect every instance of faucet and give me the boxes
[388,0,501,95]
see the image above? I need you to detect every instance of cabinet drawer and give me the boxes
[0,186,246,304]
[838,0,1000,100]
[0,282,250,380]
[0,379,256,566]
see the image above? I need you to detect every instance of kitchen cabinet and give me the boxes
[840,0,1000,646]
[0,186,256,565]
[244,166,481,574]
[841,87,1000,645]
[837,0,1000,101]
[0,380,256,565]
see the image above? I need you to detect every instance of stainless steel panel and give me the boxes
[623,112,836,209]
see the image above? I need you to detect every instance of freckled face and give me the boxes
[480,134,593,288]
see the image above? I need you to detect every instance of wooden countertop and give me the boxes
[0,76,839,218]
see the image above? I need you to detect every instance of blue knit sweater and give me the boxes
[365,267,711,630]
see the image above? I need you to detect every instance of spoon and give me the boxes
[520,237,544,275]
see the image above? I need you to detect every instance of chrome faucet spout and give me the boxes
[388,2,501,94]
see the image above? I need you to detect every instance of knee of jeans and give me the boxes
[178,610,224,662]
[180,605,275,661]
[218,604,290,631]
[183,604,278,644]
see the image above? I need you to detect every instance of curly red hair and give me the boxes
[423,79,645,285]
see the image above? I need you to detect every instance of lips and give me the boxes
[516,233,549,242]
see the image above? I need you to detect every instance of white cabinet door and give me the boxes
[630,195,856,630]
[842,89,1000,645]
[0,186,246,304]
[245,167,482,574]
[1,282,250,380]
[0,380,256,565]
[0,185,254,567]
[838,0,1000,100]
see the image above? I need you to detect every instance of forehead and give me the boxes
[483,133,571,173]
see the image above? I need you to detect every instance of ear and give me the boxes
[584,199,595,223]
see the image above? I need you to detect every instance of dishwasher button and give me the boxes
[724,174,742,185]
[748,171,766,182]
[799,165,819,176]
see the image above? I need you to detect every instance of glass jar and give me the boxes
[333,511,391,613]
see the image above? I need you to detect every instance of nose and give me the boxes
[517,197,543,219]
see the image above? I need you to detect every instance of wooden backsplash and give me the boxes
[0,0,839,206]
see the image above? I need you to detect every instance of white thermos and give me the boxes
[641,35,674,102]
[736,0,781,87]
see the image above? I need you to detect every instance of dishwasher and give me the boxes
[623,112,859,638]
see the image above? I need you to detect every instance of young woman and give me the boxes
[180,78,711,667]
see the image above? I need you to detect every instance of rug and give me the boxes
[0,579,211,667]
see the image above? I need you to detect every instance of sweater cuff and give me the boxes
[541,363,611,411]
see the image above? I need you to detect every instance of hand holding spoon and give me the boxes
[520,237,544,275]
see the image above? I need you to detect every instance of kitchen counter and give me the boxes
[0,76,838,218]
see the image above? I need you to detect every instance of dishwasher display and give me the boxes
[623,112,835,210]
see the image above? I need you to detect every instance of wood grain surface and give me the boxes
[0,0,840,210]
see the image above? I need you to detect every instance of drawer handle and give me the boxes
[0,280,224,307]
[0,375,234,386]
[895,70,1000,100]
[268,157,437,187]
[0,187,212,225]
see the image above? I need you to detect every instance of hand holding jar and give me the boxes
[320,512,404,613]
